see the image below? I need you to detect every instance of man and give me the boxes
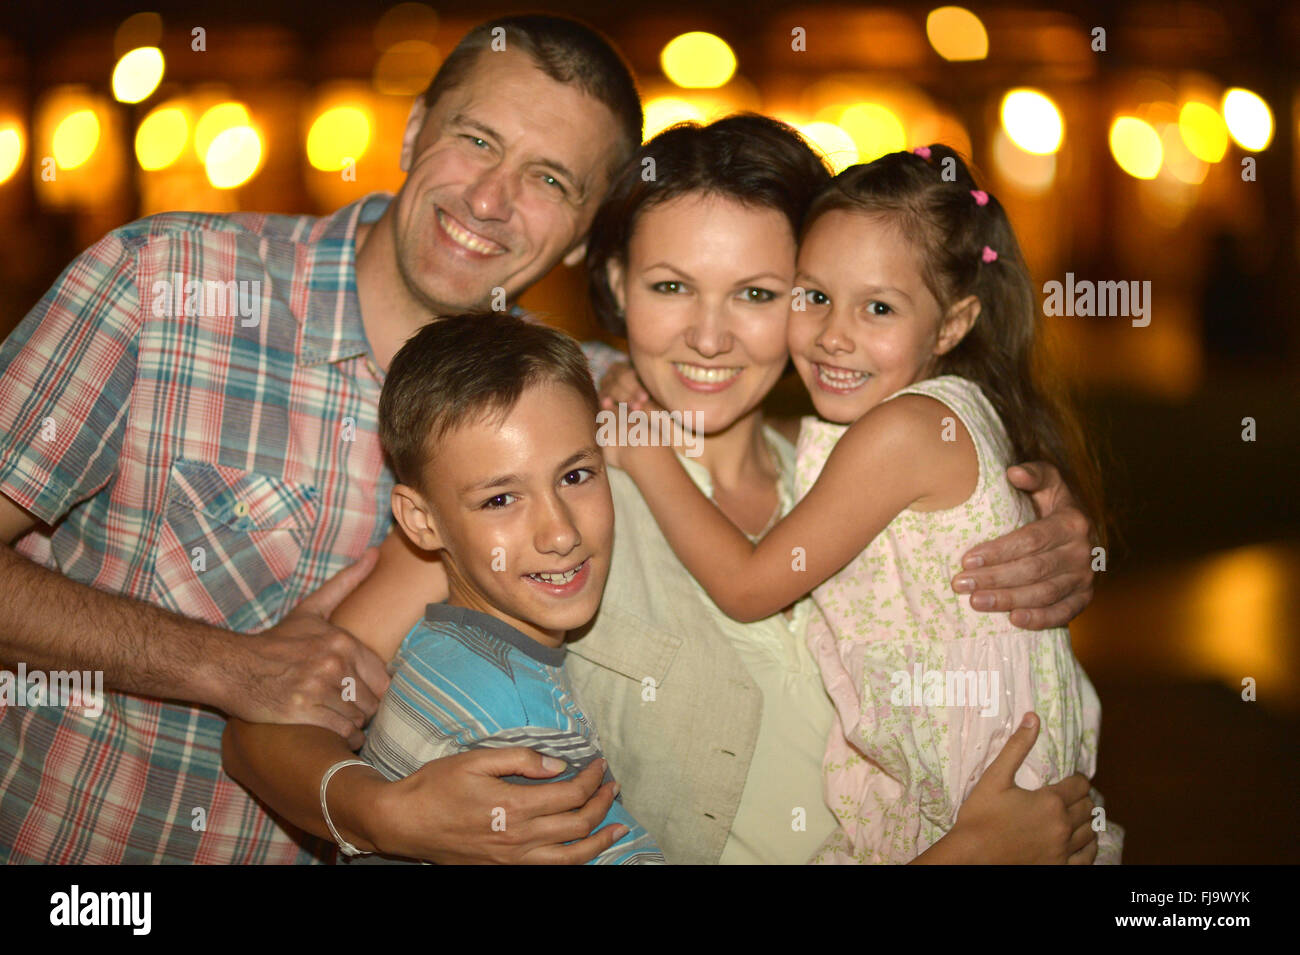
[0,15,1094,864]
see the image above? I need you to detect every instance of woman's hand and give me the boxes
[916,713,1098,864]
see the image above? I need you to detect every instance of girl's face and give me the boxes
[608,192,795,435]
[788,209,971,424]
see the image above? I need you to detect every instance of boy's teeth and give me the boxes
[530,565,581,584]
[817,364,870,387]
[437,210,504,255]
[674,362,741,383]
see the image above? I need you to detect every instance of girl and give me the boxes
[604,145,1124,864]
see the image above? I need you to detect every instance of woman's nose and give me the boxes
[683,300,734,357]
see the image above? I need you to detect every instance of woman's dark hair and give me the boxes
[586,113,833,336]
[804,145,1106,544]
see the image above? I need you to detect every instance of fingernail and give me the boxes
[613,825,629,839]
[954,576,974,593]
[1021,713,1035,729]
[971,594,994,610]
[541,756,565,772]
[612,781,622,797]
[963,554,985,569]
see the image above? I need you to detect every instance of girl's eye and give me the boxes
[482,493,515,509]
[650,281,685,294]
[867,300,893,316]
[806,289,830,306]
[561,468,595,487]
[741,287,777,304]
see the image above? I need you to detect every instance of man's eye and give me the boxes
[742,287,777,304]
[867,300,893,316]
[540,173,566,193]
[651,281,684,294]
[562,468,594,486]
[463,135,489,149]
[482,493,514,509]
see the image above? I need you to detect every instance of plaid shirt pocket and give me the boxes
[149,458,319,632]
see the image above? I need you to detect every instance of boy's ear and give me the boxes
[390,483,443,553]
[935,294,981,357]
[399,98,430,173]
[562,241,588,268]
[605,258,626,313]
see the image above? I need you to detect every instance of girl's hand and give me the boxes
[943,713,1098,864]
[598,361,649,412]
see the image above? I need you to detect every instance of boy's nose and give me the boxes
[534,495,581,556]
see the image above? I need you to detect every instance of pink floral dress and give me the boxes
[795,376,1123,864]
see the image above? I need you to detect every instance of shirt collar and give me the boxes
[298,192,391,367]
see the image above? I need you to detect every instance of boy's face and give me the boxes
[396,380,614,645]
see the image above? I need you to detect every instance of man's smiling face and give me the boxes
[391,46,628,313]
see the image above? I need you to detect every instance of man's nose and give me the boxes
[465,164,514,222]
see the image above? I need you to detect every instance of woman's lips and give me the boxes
[523,558,592,598]
[671,361,743,393]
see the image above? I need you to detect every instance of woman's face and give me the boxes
[608,193,796,435]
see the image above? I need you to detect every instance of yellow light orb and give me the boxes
[1000,89,1064,155]
[837,103,907,163]
[660,32,737,89]
[642,97,704,140]
[204,125,262,188]
[1221,88,1272,151]
[194,102,250,161]
[1160,123,1207,185]
[52,109,101,169]
[1109,116,1163,179]
[306,106,372,171]
[112,47,165,104]
[926,7,988,61]
[135,106,189,171]
[0,124,24,185]
[1177,102,1228,163]
[798,122,858,173]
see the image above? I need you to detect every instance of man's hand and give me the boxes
[359,748,625,864]
[947,713,1098,864]
[953,461,1095,630]
[215,548,390,745]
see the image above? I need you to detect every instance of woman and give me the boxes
[224,115,1101,864]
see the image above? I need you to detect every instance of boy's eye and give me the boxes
[561,468,595,487]
[741,287,777,304]
[867,300,893,316]
[650,281,685,294]
[481,493,515,509]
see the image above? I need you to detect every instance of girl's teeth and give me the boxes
[674,363,741,383]
[438,211,504,255]
[817,365,870,387]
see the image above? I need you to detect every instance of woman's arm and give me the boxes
[912,713,1098,864]
[621,395,973,622]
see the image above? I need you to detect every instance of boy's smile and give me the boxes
[399,380,613,647]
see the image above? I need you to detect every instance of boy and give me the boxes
[333,312,663,864]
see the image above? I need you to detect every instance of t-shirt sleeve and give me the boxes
[0,229,142,524]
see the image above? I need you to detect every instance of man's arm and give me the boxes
[0,494,387,732]
[954,462,1097,630]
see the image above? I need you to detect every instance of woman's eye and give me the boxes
[867,300,893,316]
[482,493,515,509]
[741,287,777,304]
[650,281,685,294]
[562,468,595,487]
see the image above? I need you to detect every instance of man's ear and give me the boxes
[605,257,626,313]
[400,98,430,173]
[562,240,588,268]
[390,483,443,552]
[935,294,981,356]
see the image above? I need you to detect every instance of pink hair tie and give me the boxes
[913,146,931,159]
[981,246,998,263]
[971,190,989,206]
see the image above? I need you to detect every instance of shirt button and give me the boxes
[233,500,250,518]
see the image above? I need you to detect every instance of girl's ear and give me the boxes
[935,294,981,356]
[605,258,627,314]
[390,484,444,553]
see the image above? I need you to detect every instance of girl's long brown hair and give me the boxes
[803,145,1106,545]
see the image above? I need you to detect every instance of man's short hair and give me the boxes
[379,313,599,493]
[422,14,642,162]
